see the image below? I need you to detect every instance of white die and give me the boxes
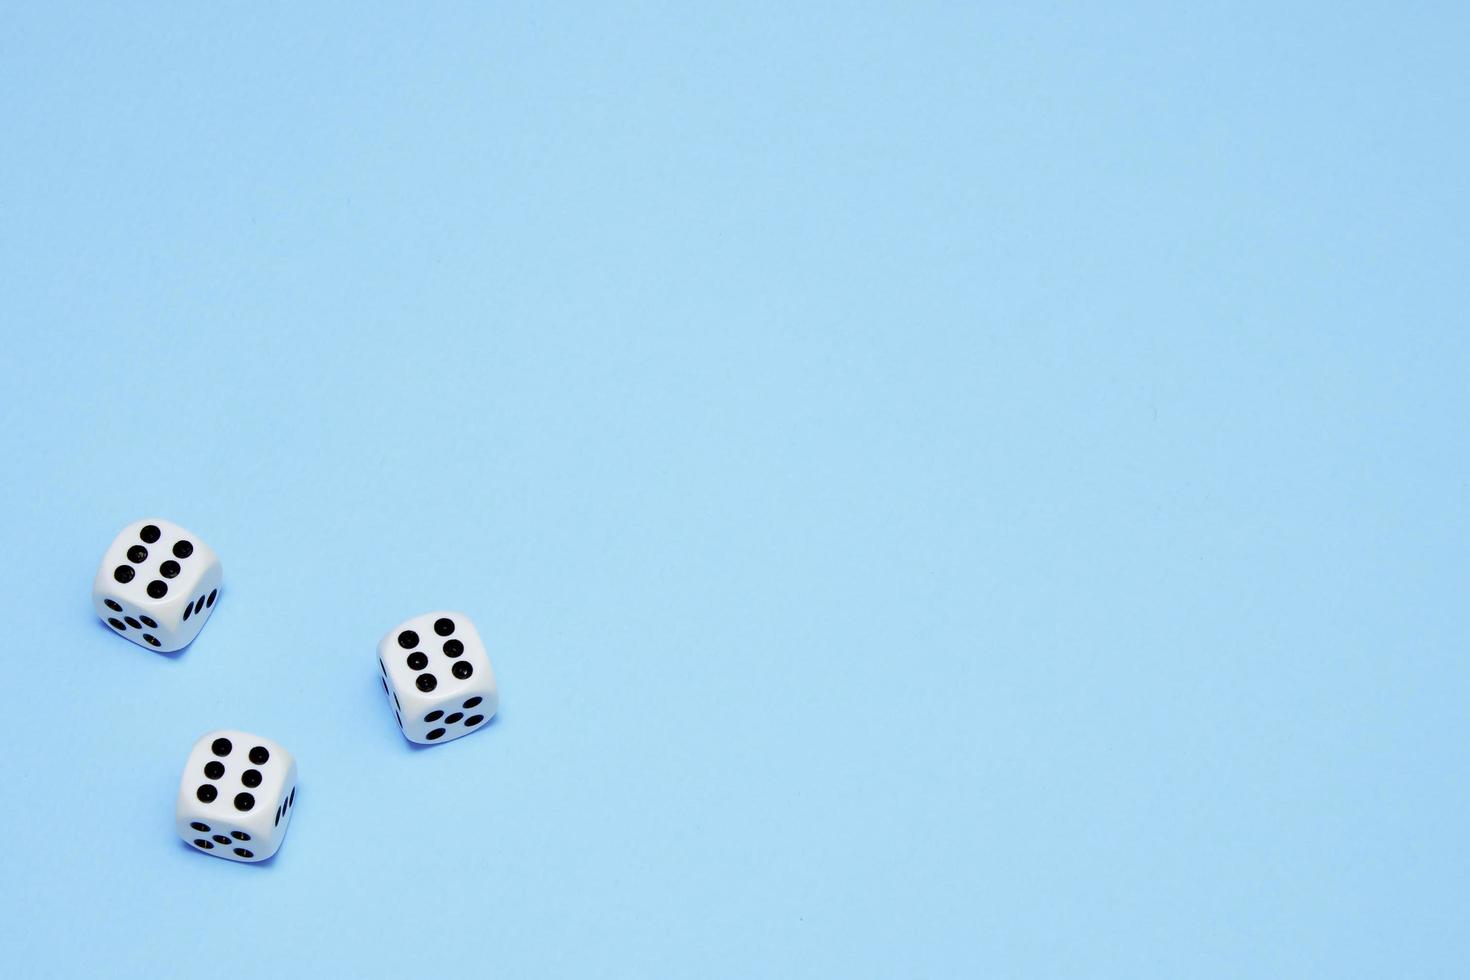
[93,518,222,652]
[176,730,298,863]
[378,611,499,745]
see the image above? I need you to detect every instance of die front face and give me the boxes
[93,519,222,652]
[176,730,298,862]
[378,612,498,745]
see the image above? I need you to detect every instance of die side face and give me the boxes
[176,730,297,862]
[93,519,221,652]
[379,612,498,745]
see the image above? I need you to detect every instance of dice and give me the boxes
[378,611,499,744]
[93,518,222,652]
[176,730,298,862]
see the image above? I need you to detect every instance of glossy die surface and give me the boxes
[93,518,221,652]
[378,611,498,745]
[175,730,298,863]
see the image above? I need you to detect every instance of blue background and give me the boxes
[1,3,1466,977]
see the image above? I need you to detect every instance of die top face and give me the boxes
[176,729,297,861]
[379,612,498,743]
[94,518,220,610]
[379,612,495,702]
